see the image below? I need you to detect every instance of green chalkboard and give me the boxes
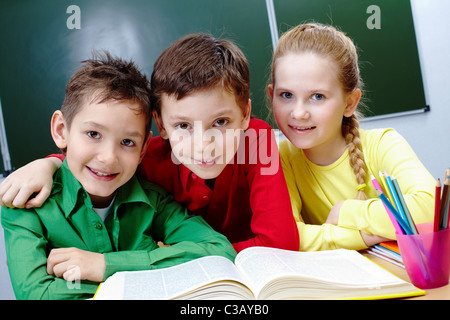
[0,0,426,173]
[273,0,427,119]
[0,0,273,172]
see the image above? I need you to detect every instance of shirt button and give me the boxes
[202,195,209,201]
[192,174,198,179]
[94,222,103,230]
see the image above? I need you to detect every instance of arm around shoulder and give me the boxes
[0,157,62,208]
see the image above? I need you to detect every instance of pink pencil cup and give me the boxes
[396,223,450,289]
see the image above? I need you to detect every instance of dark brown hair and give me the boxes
[62,51,152,140]
[150,33,250,115]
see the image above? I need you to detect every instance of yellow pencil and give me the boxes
[379,171,394,204]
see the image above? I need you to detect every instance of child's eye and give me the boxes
[214,119,229,127]
[280,92,293,99]
[121,139,136,147]
[312,93,325,101]
[176,123,191,130]
[87,131,101,139]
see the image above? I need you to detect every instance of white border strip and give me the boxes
[265,0,279,51]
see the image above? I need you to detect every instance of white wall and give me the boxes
[361,0,450,179]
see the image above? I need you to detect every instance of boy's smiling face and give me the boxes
[52,98,148,207]
[154,86,251,180]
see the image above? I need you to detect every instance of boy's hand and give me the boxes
[157,241,170,247]
[0,157,62,208]
[47,248,106,282]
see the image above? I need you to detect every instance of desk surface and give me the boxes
[363,251,450,300]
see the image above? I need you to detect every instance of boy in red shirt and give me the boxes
[0,34,299,253]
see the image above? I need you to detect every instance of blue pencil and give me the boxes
[376,190,414,235]
[392,175,418,235]
[384,171,408,223]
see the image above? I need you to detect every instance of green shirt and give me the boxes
[1,160,236,300]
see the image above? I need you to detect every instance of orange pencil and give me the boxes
[434,179,441,232]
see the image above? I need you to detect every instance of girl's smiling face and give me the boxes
[269,52,360,166]
[154,85,251,180]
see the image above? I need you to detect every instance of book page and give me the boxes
[95,255,248,300]
[235,247,405,296]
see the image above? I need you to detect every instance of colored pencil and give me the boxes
[440,177,449,230]
[384,171,407,223]
[371,174,402,234]
[434,179,441,232]
[376,189,413,235]
[445,170,450,229]
[441,177,450,230]
[444,193,450,230]
[379,171,394,204]
[391,175,418,234]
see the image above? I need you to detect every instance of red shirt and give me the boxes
[138,119,299,252]
[50,119,299,252]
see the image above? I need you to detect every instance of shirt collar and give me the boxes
[179,163,194,189]
[114,175,155,211]
[51,160,86,218]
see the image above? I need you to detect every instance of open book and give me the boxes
[94,247,424,300]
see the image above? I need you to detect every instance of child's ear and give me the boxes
[139,131,152,163]
[241,99,252,130]
[152,110,168,140]
[267,84,274,101]
[50,111,68,150]
[343,88,362,117]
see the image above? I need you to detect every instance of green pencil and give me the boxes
[391,175,418,234]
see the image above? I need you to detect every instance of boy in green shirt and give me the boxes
[1,52,235,300]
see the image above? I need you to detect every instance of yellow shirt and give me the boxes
[280,128,435,251]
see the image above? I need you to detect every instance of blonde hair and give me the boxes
[271,23,368,200]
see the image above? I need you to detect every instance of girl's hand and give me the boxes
[360,232,389,247]
[327,201,389,247]
[325,200,344,225]
[0,157,62,208]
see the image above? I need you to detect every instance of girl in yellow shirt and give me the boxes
[268,23,435,251]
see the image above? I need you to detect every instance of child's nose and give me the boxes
[97,143,118,164]
[291,103,311,121]
[193,129,217,157]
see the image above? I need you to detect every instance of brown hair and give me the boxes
[271,23,368,200]
[150,33,250,115]
[62,51,152,140]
